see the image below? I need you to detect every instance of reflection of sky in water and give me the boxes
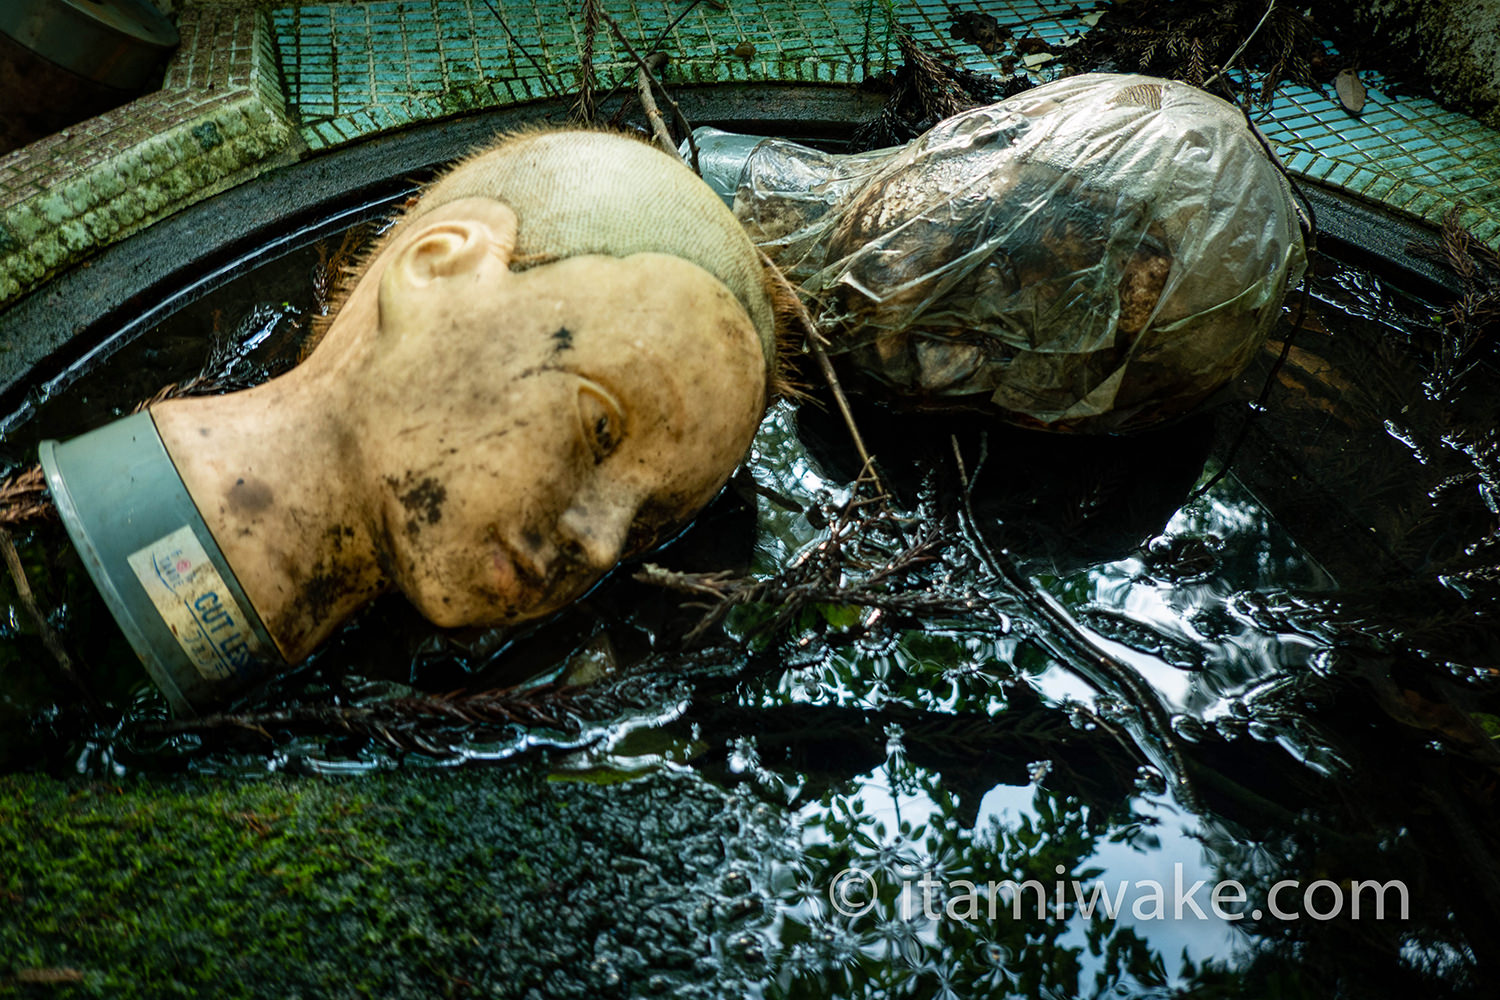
[791,765,1246,990]
[726,418,1352,991]
[748,404,847,570]
[976,783,1246,976]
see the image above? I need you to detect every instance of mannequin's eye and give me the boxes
[577,381,624,461]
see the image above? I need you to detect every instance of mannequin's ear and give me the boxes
[384,197,519,290]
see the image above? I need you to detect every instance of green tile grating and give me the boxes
[273,0,1500,245]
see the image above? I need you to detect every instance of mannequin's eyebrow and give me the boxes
[564,371,624,409]
[574,375,626,459]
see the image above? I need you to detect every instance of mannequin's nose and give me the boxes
[557,498,634,570]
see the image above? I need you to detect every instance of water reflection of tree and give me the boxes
[670,578,1500,997]
[642,372,1500,996]
[6,232,1500,999]
[704,739,1170,994]
[667,619,1166,997]
[783,779,1169,999]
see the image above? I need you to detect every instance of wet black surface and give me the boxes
[3,197,1500,998]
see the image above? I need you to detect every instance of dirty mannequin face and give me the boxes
[151,151,770,662]
[348,197,767,626]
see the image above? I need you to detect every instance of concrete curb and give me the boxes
[0,5,299,311]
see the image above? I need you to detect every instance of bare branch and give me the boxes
[0,527,96,709]
[597,8,701,172]
[1202,0,1276,88]
[636,56,677,155]
[758,249,885,497]
[480,0,564,100]
[133,682,594,757]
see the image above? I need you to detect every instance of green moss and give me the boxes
[58,221,90,255]
[36,193,68,227]
[5,210,40,244]
[0,766,774,999]
[31,235,63,274]
[192,122,224,152]
[434,85,490,118]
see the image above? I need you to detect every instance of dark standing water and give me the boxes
[2,200,1499,998]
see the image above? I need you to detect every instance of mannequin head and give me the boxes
[346,198,768,626]
[150,129,776,662]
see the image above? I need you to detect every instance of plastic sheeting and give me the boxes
[729,74,1309,432]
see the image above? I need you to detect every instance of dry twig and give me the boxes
[591,0,709,133]
[637,472,983,645]
[597,8,700,172]
[0,527,96,709]
[1078,0,1320,102]
[1201,0,1276,89]
[758,249,885,497]
[636,54,677,155]
[0,465,53,527]
[480,0,563,100]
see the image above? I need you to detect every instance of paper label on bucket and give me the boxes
[126,526,262,682]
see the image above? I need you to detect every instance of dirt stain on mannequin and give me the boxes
[226,477,274,517]
[148,129,778,663]
[391,474,447,536]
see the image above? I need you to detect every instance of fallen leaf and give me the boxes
[1016,35,1056,56]
[949,12,1011,54]
[1336,68,1366,114]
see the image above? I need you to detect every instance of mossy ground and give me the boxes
[1,765,777,999]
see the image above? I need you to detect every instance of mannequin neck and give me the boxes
[151,366,389,662]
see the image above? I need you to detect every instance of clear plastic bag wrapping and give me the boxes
[731,74,1309,431]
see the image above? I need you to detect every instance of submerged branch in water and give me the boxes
[132,683,594,758]
[0,526,96,710]
[636,480,969,644]
[948,434,1203,811]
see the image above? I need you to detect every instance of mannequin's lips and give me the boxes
[488,527,604,620]
[489,531,546,596]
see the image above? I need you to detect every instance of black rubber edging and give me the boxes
[1299,180,1459,299]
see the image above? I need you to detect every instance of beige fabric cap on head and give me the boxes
[411,129,778,369]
